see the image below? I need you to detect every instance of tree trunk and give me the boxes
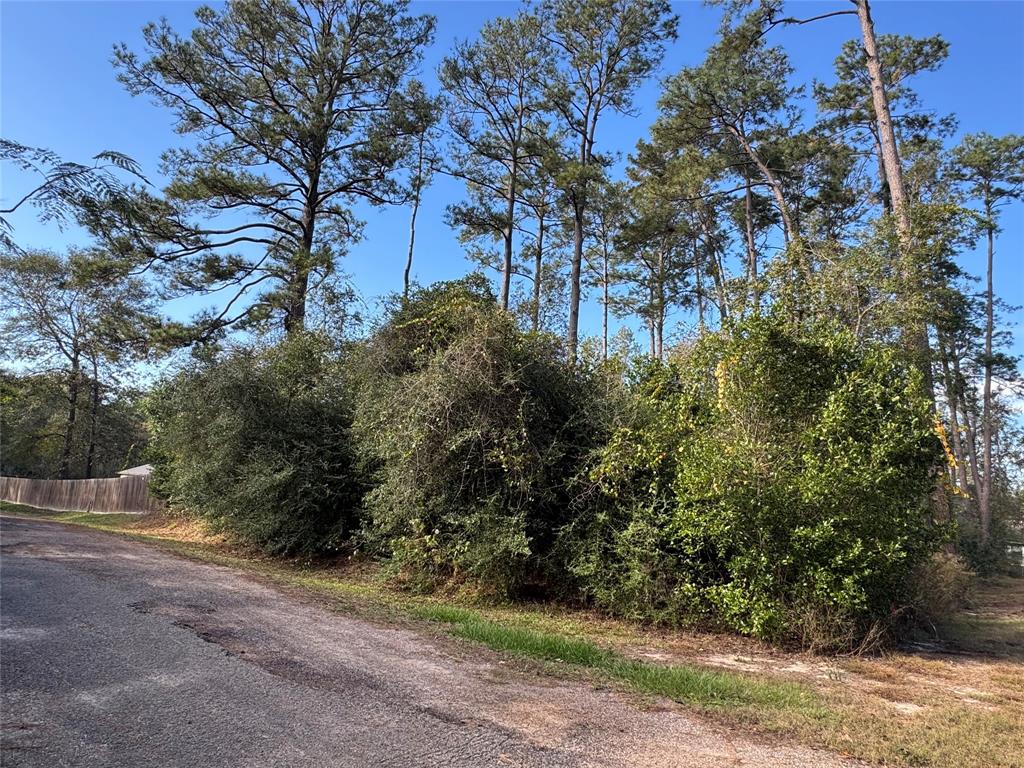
[283,269,310,334]
[857,0,910,241]
[58,348,81,479]
[743,173,759,314]
[656,249,665,360]
[566,104,598,362]
[601,239,611,360]
[85,356,100,480]
[285,174,320,334]
[726,125,794,245]
[953,345,984,499]
[696,210,729,324]
[869,127,892,213]
[694,237,706,333]
[980,201,995,543]
[501,156,520,311]
[856,0,933,399]
[938,335,971,494]
[404,135,426,300]
[567,199,584,361]
[532,214,545,333]
[648,312,656,359]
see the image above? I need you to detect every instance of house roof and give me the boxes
[117,464,153,477]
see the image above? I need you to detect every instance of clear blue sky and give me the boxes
[2,0,1023,356]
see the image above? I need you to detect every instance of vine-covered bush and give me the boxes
[353,278,601,595]
[562,317,944,648]
[146,333,363,555]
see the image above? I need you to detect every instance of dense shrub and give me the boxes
[956,495,1023,576]
[905,552,975,631]
[352,278,602,595]
[562,317,945,648]
[146,333,363,555]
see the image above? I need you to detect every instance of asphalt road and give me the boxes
[0,516,853,768]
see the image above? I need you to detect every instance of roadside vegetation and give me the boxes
[3,500,1021,768]
[141,282,958,651]
[2,0,1023,763]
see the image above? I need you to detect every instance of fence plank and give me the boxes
[0,476,163,514]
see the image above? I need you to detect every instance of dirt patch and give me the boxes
[123,514,229,545]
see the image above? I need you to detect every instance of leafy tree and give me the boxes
[0,139,145,252]
[0,370,148,480]
[401,81,443,299]
[949,133,1024,543]
[656,25,799,244]
[109,0,435,334]
[610,179,694,360]
[538,0,677,360]
[726,0,943,382]
[583,180,628,358]
[516,147,568,332]
[850,0,911,244]
[565,316,943,647]
[628,140,735,326]
[440,11,550,310]
[352,277,601,593]
[814,33,952,212]
[0,249,153,478]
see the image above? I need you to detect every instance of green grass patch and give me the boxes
[0,501,141,530]
[412,603,813,710]
[455,620,615,667]
[609,657,809,709]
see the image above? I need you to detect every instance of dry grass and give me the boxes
[4,502,1022,768]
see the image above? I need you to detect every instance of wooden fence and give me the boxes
[0,475,163,514]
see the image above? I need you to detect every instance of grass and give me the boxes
[4,501,1023,767]
[0,503,143,530]
[935,576,1024,660]
[412,603,811,710]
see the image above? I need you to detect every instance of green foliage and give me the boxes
[146,333,363,555]
[439,10,550,305]
[353,278,600,594]
[904,552,975,628]
[414,603,812,709]
[0,370,146,479]
[956,502,1023,577]
[109,0,436,334]
[0,248,155,479]
[563,316,944,647]
[0,139,145,253]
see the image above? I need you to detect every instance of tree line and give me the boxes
[2,0,1022,645]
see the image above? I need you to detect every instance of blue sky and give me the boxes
[2,0,1023,356]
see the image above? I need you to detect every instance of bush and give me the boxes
[352,278,601,595]
[956,492,1023,576]
[562,316,945,648]
[905,552,975,631]
[146,333,363,555]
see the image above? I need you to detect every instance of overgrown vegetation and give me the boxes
[351,277,606,595]
[146,334,363,555]
[3,0,1022,659]
[563,318,945,647]
[134,285,951,648]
